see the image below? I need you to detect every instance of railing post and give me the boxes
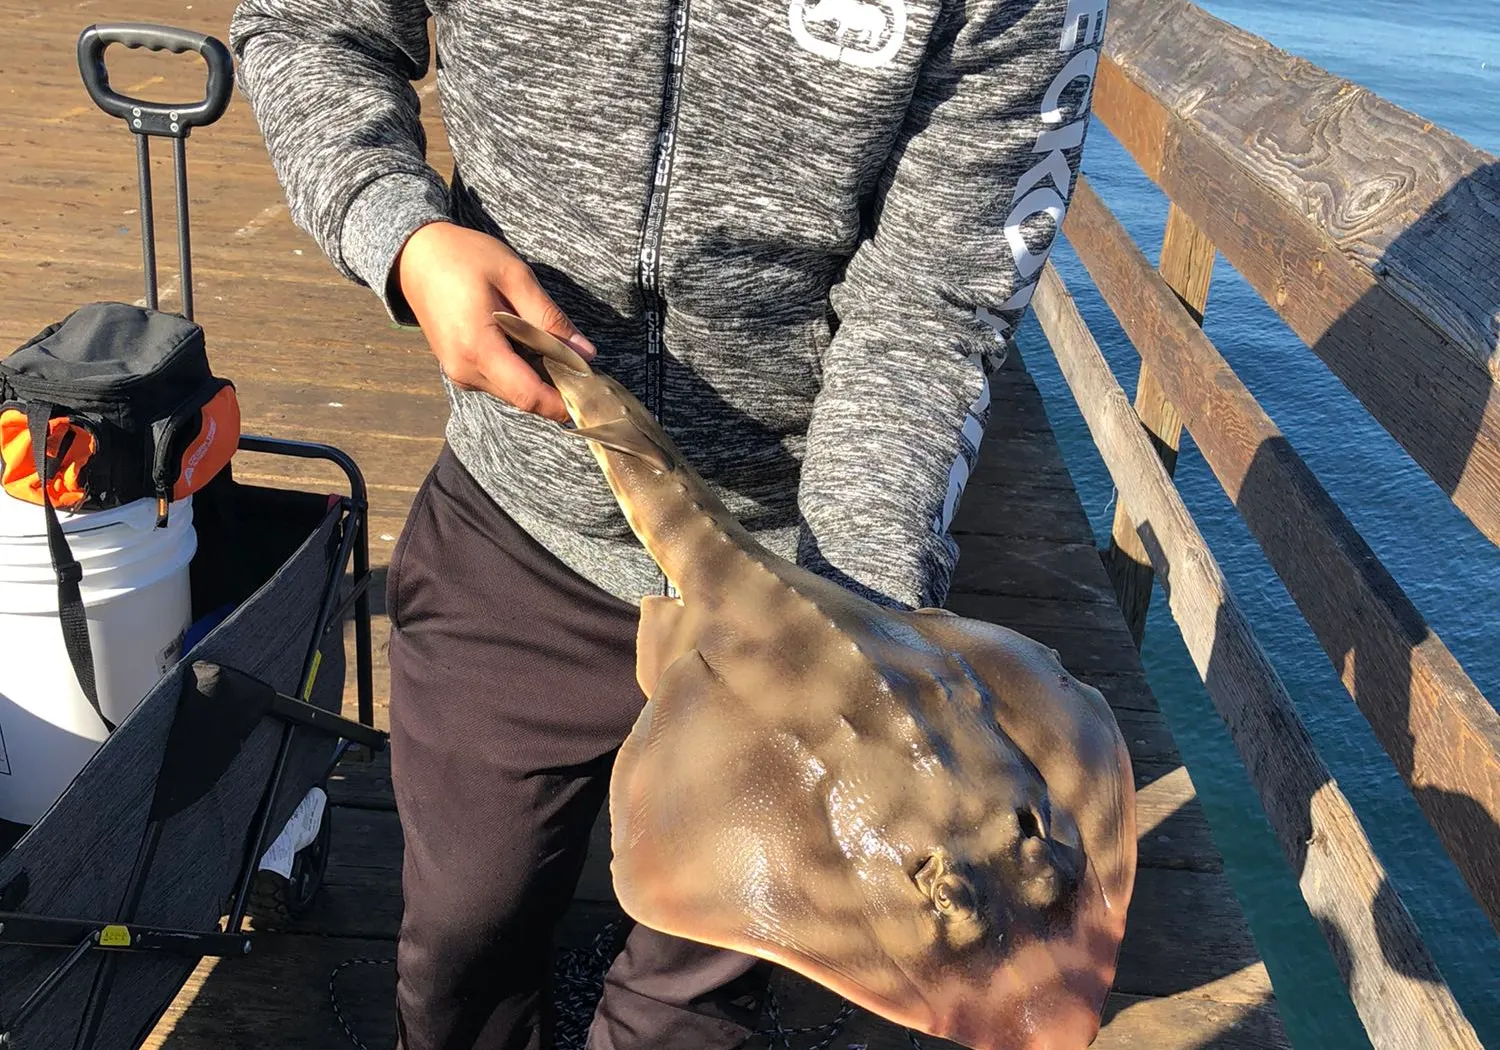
[1102,203,1216,645]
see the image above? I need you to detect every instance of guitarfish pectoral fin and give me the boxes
[636,595,695,696]
[561,420,674,474]
[610,647,740,924]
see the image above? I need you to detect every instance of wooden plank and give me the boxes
[236,377,447,448]
[945,591,1140,633]
[1117,867,1271,1002]
[952,419,1075,477]
[950,537,1116,606]
[948,484,1094,542]
[1132,765,1222,873]
[752,974,1289,1050]
[143,927,1286,1050]
[0,238,394,291]
[1091,56,1167,184]
[327,751,395,810]
[0,268,431,360]
[239,425,443,495]
[247,806,405,940]
[146,935,400,1050]
[1064,173,1500,937]
[1102,204,1215,645]
[259,804,1253,1000]
[1102,0,1500,373]
[1075,670,1162,715]
[1094,1,1500,547]
[1032,258,1485,1050]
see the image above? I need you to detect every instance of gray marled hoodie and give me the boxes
[227,0,1106,610]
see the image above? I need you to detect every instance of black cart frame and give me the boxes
[0,22,390,1050]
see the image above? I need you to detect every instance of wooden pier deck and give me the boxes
[1,1,1289,1047]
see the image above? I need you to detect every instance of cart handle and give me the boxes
[77,23,234,138]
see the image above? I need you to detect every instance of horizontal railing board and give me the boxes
[1093,0,1500,550]
[1102,0,1500,376]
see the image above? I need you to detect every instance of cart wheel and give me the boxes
[249,799,333,925]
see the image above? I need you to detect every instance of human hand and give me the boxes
[395,221,595,422]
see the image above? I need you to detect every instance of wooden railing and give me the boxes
[1033,1,1500,1047]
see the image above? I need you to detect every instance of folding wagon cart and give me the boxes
[0,23,389,1050]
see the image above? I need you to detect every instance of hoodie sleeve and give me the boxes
[227,0,454,325]
[795,0,1106,611]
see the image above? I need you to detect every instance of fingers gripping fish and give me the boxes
[493,312,1138,1050]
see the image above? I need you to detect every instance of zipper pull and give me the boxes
[156,493,170,528]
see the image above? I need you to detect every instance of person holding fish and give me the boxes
[228,1,1116,1048]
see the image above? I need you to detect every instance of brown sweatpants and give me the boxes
[385,446,772,1050]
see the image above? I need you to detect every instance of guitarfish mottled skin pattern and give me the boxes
[494,312,1137,1050]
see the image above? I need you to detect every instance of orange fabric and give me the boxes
[1,408,96,509]
[172,385,240,499]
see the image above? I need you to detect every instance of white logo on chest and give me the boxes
[788,0,907,68]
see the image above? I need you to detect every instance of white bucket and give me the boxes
[0,492,197,825]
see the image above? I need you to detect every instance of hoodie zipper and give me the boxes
[639,0,690,597]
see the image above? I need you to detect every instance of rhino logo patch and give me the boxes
[788,0,907,68]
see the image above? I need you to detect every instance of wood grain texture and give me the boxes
[1032,259,1485,1050]
[1102,0,1500,374]
[1065,173,1500,938]
[1,0,1283,1042]
[1094,1,1500,549]
[1092,56,1166,184]
[1103,204,1215,645]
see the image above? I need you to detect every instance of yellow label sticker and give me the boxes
[99,925,131,948]
[302,651,323,701]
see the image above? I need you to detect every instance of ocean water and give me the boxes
[1012,1,1500,1047]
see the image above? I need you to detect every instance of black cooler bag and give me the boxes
[0,301,240,730]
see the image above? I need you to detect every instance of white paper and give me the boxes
[257,785,327,879]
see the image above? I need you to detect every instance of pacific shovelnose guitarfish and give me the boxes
[494,310,1137,1050]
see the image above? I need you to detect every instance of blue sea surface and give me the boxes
[1013,1,1500,1046]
